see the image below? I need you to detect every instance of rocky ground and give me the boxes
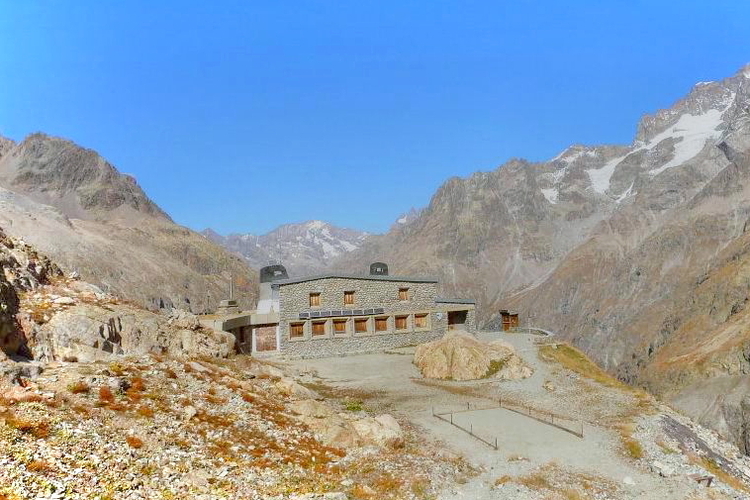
[0,354,470,499]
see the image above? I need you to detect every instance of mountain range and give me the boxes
[2,64,750,452]
[201,221,369,275]
[330,64,750,450]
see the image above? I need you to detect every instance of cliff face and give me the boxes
[0,134,257,312]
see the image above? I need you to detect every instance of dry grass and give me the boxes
[615,423,644,459]
[5,414,51,439]
[126,435,144,449]
[27,460,54,473]
[538,344,628,391]
[137,405,155,418]
[67,381,90,394]
[696,455,750,493]
[98,386,115,405]
[494,475,512,486]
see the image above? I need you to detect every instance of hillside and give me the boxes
[0,133,257,311]
[333,64,750,448]
[204,220,369,276]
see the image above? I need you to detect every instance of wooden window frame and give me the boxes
[375,316,389,333]
[354,317,369,334]
[312,320,327,337]
[333,318,348,335]
[398,287,409,301]
[344,291,355,305]
[309,292,321,307]
[414,313,429,330]
[289,322,305,339]
[395,315,408,331]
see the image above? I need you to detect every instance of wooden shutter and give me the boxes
[290,323,304,338]
[333,319,348,334]
[354,318,368,333]
[344,291,355,305]
[398,288,409,301]
[312,321,326,336]
[414,314,428,328]
[375,317,388,332]
[395,316,407,330]
[309,293,321,307]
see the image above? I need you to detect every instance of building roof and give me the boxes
[272,273,439,286]
[436,297,477,305]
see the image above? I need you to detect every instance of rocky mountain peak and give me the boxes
[203,220,370,275]
[0,133,170,223]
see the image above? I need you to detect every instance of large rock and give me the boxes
[352,414,404,448]
[414,330,532,381]
[22,303,234,362]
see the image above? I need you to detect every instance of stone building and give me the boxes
[200,263,476,358]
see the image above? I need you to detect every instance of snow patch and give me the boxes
[616,182,635,203]
[648,108,724,175]
[586,104,729,192]
[540,188,559,204]
[695,81,714,86]
[587,153,628,194]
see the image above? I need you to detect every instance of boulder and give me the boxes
[300,413,361,449]
[248,362,284,379]
[289,399,334,419]
[414,330,532,381]
[274,378,319,399]
[352,414,404,448]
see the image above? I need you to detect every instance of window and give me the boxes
[414,313,428,329]
[354,318,368,333]
[344,291,355,305]
[398,288,409,301]
[375,316,388,332]
[333,319,348,335]
[395,315,408,331]
[290,322,304,339]
[312,321,326,336]
[309,293,321,307]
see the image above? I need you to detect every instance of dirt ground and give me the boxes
[283,332,732,500]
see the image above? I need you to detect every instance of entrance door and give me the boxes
[254,325,278,352]
[447,310,468,330]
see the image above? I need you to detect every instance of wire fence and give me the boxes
[432,398,584,450]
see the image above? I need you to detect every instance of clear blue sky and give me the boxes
[1,1,748,235]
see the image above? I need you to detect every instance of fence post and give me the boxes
[495,437,498,450]
[467,402,470,410]
[470,423,473,436]
[450,413,453,425]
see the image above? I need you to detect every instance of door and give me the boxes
[254,324,278,352]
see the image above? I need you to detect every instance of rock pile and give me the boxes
[414,330,533,381]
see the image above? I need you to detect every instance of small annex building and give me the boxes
[200,263,476,358]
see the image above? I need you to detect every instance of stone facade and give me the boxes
[274,276,475,358]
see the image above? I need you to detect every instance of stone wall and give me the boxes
[277,277,451,357]
[281,328,443,359]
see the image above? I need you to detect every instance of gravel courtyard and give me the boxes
[284,332,743,500]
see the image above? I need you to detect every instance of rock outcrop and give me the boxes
[0,226,234,361]
[413,330,532,381]
[289,398,404,449]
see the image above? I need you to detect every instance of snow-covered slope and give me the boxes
[203,221,369,275]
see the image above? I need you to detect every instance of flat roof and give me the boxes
[436,297,476,305]
[272,273,439,286]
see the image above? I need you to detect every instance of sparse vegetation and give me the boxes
[67,381,90,394]
[126,435,144,449]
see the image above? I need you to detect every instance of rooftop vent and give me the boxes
[369,262,389,276]
[260,264,289,283]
